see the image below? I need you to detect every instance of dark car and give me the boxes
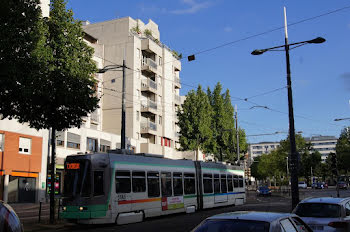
[257,186,272,196]
[338,181,348,190]
[0,201,23,232]
[191,211,312,232]
[315,182,324,189]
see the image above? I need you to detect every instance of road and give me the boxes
[25,188,350,232]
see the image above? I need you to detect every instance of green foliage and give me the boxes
[0,0,99,131]
[131,25,141,34]
[336,127,350,174]
[144,29,152,37]
[172,50,182,59]
[178,85,213,154]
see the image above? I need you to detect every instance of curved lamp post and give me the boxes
[251,7,325,209]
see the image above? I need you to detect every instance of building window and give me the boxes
[56,131,65,147]
[0,133,4,151]
[136,111,140,121]
[67,132,80,149]
[87,137,98,152]
[19,137,31,154]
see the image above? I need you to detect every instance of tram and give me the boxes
[60,150,245,224]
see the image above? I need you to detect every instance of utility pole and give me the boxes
[49,128,56,224]
[235,105,240,165]
[283,7,299,209]
[121,56,126,149]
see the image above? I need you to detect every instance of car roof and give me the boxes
[300,197,350,204]
[207,211,295,222]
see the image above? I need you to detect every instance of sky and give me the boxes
[66,0,350,144]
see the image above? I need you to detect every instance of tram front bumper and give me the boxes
[60,205,108,219]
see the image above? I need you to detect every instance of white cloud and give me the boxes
[224,26,232,32]
[170,0,212,15]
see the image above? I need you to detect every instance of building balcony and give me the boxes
[174,76,181,89]
[173,58,181,72]
[174,94,181,105]
[141,38,162,55]
[142,57,158,74]
[141,99,157,114]
[141,120,157,135]
[141,77,157,94]
[140,142,162,154]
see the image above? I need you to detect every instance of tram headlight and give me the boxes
[79,207,84,211]
[63,206,66,211]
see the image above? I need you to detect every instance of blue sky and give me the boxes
[66,0,350,143]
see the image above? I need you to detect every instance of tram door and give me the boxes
[214,174,227,203]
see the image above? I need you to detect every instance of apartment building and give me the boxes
[83,17,183,159]
[249,142,280,159]
[305,136,337,162]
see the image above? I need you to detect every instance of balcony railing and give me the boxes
[141,99,157,110]
[142,57,157,70]
[141,120,157,131]
[141,78,157,91]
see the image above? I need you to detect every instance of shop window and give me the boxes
[0,133,3,151]
[93,171,104,196]
[115,171,131,193]
[19,137,31,155]
[147,172,160,197]
[132,171,146,193]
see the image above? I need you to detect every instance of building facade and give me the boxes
[83,17,183,159]
[305,136,337,162]
[249,142,280,159]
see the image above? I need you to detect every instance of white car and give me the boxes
[298,181,307,189]
[191,211,312,232]
[293,197,350,232]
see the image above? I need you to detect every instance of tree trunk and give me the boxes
[49,127,56,224]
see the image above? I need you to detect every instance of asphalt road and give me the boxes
[26,188,350,232]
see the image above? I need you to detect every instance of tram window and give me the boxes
[221,174,227,193]
[227,174,233,192]
[132,171,146,193]
[173,172,183,196]
[115,171,131,193]
[239,176,244,187]
[203,174,213,194]
[184,173,196,195]
[93,171,104,196]
[233,175,239,188]
[161,172,172,197]
[147,172,160,197]
[214,174,220,194]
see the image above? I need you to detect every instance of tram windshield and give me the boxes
[63,160,91,198]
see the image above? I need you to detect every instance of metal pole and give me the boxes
[235,105,240,165]
[284,7,299,209]
[38,201,42,223]
[46,128,51,203]
[49,127,56,224]
[121,57,126,149]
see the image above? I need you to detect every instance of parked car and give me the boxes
[0,201,23,232]
[293,197,350,232]
[257,186,272,196]
[338,181,348,190]
[298,181,307,189]
[191,211,312,232]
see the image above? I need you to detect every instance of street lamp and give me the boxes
[98,63,131,149]
[251,7,325,209]
[334,117,350,121]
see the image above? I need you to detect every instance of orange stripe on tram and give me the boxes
[118,198,161,205]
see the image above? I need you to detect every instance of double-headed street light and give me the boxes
[251,7,325,210]
[98,63,131,149]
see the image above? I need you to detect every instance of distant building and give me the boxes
[305,135,337,162]
[249,142,280,159]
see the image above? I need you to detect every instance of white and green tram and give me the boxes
[60,150,245,224]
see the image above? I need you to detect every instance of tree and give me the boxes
[1,0,99,223]
[336,127,350,175]
[178,85,213,159]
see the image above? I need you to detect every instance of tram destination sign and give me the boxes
[66,163,80,169]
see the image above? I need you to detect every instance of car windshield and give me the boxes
[193,219,270,232]
[63,159,91,198]
[294,203,341,218]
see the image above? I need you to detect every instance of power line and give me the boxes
[244,86,287,100]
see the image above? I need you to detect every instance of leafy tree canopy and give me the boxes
[336,127,350,174]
